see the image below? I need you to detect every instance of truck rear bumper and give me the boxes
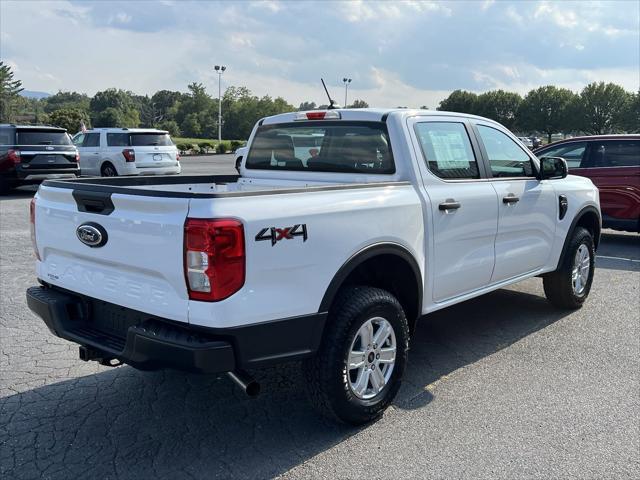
[26,285,326,373]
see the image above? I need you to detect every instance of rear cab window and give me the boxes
[414,122,479,179]
[16,129,72,146]
[245,121,395,174]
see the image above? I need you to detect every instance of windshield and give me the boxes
[16,130,72,146]
[245,121,395,174]
[130,133,173,146]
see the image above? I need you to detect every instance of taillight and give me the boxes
[74,152,80,162]
[7,149,21,165]
[30,197,40,261]
[295,110,341,121]
[122,149,135,162]
[176,152,180,162]
[184,218,245,301]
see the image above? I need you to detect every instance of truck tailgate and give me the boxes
[34,184,190,322]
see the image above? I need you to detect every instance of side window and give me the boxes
[476,125,534,178]
[0,128,14,146]
[72,133,85,146]
[107,133,129,147]
[589,141,640,168]
[414,122,479,179]
[83,133,100,147]
[537,142,587,169]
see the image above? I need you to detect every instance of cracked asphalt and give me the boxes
[1,157,639,479]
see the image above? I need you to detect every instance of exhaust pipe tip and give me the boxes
[227,370,261,398]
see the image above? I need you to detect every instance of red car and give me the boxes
[535,135,640,233]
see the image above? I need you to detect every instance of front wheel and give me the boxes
[543,227,595,309]
[303,286,409,425]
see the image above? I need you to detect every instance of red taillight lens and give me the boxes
[176,152,180,162]
[73,153,80,162]
[7,149,21,165]
[30,197,40,261]
[184,218,245,301]
[306,111,327,120]
[122,149,135,162]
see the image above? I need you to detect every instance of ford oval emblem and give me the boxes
[46,146,54,150]
[76,223,108,248]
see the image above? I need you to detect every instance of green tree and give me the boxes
[576,82,631,134]
[44,91,90,114]
[181,113,202,137]
[437,90,478,114]
[151,90,183,122]
[621,91,639,133]
[299,101,317,111]
[49,108,90,134]
[157,119,181,137]
[0,61,24,122]
[476,90,522,130]
[517,86,576,142]
[90,88,140,127]
[349,99,369,108]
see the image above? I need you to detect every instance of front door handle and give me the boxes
[503,195,520,204]
[439,200,461,211]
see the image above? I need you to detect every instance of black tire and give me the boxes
[0,177,14,195]
[543,227,595,309]
[303,286,409,425]
[100,163,118,177]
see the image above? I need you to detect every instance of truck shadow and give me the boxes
[1,285,570,479]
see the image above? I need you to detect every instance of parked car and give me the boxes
[27,109,601,424]
[535,135,639,232]
[72,128,181,177]
[517,136,534,149]
[0,124,80,194]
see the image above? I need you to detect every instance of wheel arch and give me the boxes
[319,243,423,333]
[556,205,601,270]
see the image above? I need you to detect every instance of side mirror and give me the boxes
[538,156,568,180]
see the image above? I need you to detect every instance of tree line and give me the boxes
[438,84,638,141]
[1,61,637,141]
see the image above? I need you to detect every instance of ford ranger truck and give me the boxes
[26,109,601,424]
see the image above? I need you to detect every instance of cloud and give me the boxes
[1,0,637,109]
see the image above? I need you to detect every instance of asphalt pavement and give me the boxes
[0,156,638,479]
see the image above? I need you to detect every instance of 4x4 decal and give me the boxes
[256,224,308,246]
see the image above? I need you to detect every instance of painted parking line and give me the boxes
[597,255,640,263]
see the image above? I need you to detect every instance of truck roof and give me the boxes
[261,108,502,126]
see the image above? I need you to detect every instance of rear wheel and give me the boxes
[303,286,409,425]
[543,227,595,309]
[100,163,118,177]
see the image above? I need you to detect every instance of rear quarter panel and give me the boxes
[186,184,424,329]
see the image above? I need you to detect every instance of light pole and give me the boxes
[342,78,352,108]
[214,65,226,142]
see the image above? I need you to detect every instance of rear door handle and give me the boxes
[503,195,520,204]
[439,200,461,211]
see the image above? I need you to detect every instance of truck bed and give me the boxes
[43,175,409,198]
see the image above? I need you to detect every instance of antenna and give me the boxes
[321,78,338,109]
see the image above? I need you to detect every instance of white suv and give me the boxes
[72,128,181,177]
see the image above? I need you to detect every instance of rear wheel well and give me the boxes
[323,252,422,333]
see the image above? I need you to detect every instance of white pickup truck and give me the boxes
[27,109,601,424]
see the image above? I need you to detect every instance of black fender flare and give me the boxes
[318,242,423,320]
[556,205,601,270]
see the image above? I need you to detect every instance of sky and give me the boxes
[1,0,638,108]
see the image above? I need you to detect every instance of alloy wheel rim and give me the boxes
[572,243,590,296]
[347,316,397,400]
